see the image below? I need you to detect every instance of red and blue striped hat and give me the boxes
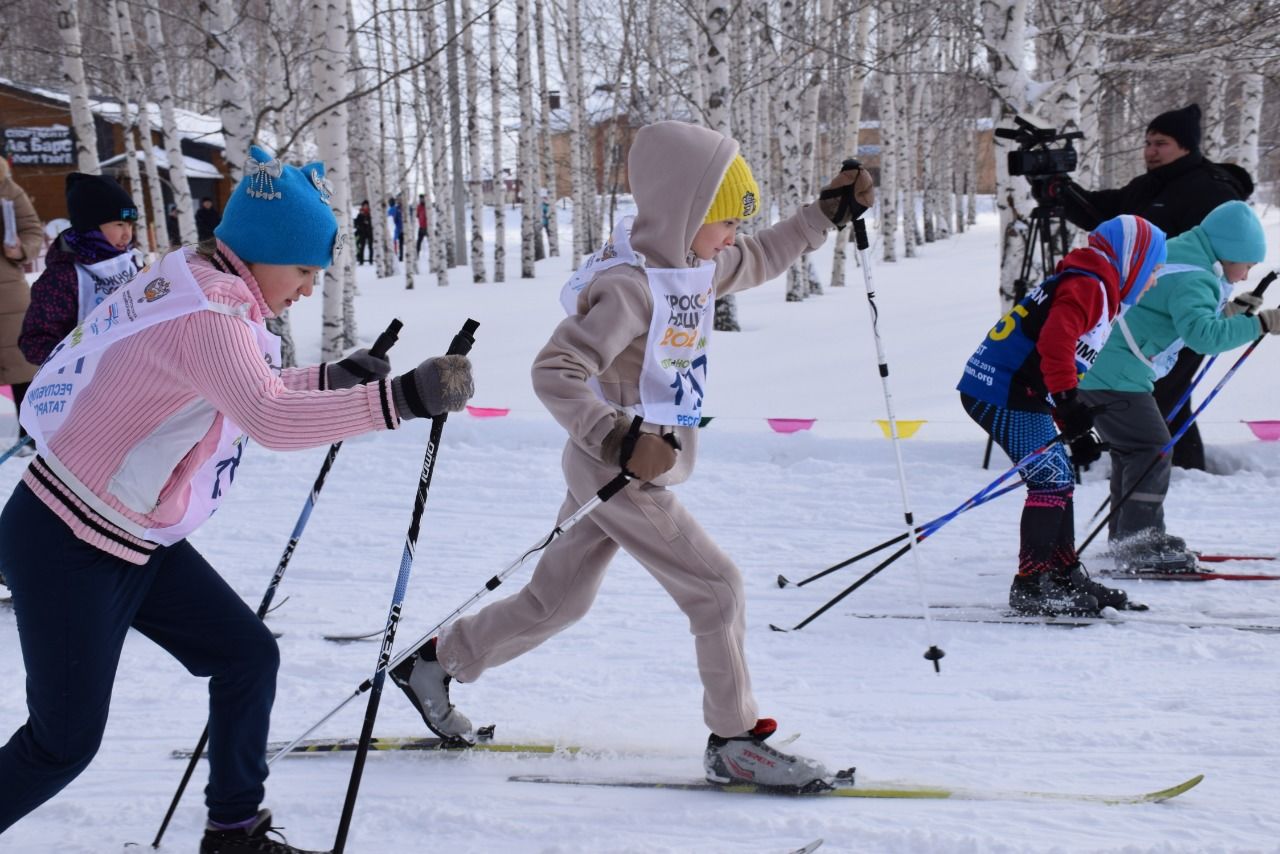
[1087,215,1167,306]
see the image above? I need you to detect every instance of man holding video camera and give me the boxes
[1038,103,1253,471]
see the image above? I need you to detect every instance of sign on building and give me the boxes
[4,126,75,166]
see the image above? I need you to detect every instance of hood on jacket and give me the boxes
[1086,215,1168,305]
[1055,244,1123,315]
[627,121,738,268]
[1196,200,1266,264]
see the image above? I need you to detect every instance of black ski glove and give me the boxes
[325,348,392,389]
[1051,389,1105,466]
[390,355,475,420]
[817,159,876,229]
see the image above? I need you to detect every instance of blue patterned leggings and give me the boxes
[961,393,1075,575]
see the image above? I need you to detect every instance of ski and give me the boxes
[509,772,1204,805]
[788,840,824,854]
[846,606,1280,633]
[1195,553,1275,563]
[1099,567,1280,582]
[171,726,581,759]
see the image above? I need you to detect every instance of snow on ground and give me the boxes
[2,206,1280,853]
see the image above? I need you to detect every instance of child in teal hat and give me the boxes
[0,143,476,851]
[1079,199,1277,571]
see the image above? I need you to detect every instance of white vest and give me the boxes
[75,251,138,322]
[1115,263,1232,380]
[21,250,280,546]
[560,217,715,427]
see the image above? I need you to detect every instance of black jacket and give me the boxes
[195,206,222,242]
[1058,153,1252,238]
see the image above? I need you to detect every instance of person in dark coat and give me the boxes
[1043,104,1253,471]
[195,197,222,242]
[353,200,373,265]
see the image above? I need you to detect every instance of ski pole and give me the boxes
[331,319,479,854]
[269,469,631,765]
[151,318,404,849]
[1085,271,1274,525]
[772,436,1066,629]
[843,201,942,671]
[0,435,32,465]
[777,461,1033,589]
[1079,320,1273,556]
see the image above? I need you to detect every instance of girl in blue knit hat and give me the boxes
[958,215,1167,617]
[0,145,475,853]
[1078,200,1276,572]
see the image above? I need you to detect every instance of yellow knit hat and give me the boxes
[703,155,761,223]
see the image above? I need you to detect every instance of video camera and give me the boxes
[994,116,1082,178]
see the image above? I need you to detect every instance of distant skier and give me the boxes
[390,120,874,791]
[957,215,1167,616]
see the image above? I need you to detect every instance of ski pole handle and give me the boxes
[1243,271,1277,317]
[447,318,480,358]
[369,318,404,360]
[852,218,870,252]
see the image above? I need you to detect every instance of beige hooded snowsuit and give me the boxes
[437,121,834,737]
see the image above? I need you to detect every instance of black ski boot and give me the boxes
[389,637,474,741]
[200,810,326,854]
[1009,569,1100,616]
[1062,562,1147,611]
[1110,529,1197,573]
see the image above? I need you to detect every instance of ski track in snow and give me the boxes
[2,208,1279,853]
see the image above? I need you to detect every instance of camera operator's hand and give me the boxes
[818,160,875,228]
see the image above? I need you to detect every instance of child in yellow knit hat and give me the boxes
[391,121,875,792]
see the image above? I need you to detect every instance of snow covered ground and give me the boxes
[3,205,1280,853]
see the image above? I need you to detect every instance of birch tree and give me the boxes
[461,0,486,281]
[489,1,506,281]
[878,2,899,263]
[516,0,537,277]
[56,0,100,173]
[830,0,871,289]
[387,7,416,289]
[562,0,590,260]
[201,0,252,186]
[308,0,356,358]
[115,0,169,251]
[706,0,740,331]
[445,0,468,265]
[1237,69,1264,177]
[535,0,560,256]
[104,0,151,256]
[423,0,452,286]
[143,1,196,245]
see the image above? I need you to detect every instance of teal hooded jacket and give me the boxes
[1080,201,1266,394]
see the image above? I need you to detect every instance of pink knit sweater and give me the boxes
[23,243,399,564]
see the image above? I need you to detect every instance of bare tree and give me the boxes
[56,0,100,173]
[461,0,487,281]
[488,0,506,281]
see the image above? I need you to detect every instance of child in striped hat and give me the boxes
[957,214,1167,617]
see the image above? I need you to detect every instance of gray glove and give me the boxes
[1222,292,1264,318]
[1256,308,1280,335]
[390,355,475,419]
[326,348,392,389]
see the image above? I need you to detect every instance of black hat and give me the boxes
[65,172,139,233]
[1146,104,1201,154]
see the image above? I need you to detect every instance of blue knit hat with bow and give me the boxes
[215,145,339,268]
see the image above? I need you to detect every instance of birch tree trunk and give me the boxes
[1236,70,1263,178]
[460,0,486,281]
[776,0,807,301]
[687,0,706,122]
[424,0,451,287]
[535,0,560,255]
[370,0,396,279]
[830,0,871,289]
[878,2,898,263]
[489,2,506,281]
[308,0,356,358]
[104,0,151,256]
[388,8,416,289]
[56,0,99,173]
[981,0,1033,311]
[1202,68,1228,158]
[706,1,739,332]
[143,2,196,245]
[201,0,251,186]
[516,0,537,278]
[445,0,468,265]
[116,2,169,252]
[564,0,590,260]
[351,0,389,280]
